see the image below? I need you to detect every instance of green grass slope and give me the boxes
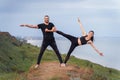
[0,32,39,72]
[0,32,39,80]
[0,32,120,80]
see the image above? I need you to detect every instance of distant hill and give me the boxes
[0,32,120,80]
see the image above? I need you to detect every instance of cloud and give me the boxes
[0,0,120,37]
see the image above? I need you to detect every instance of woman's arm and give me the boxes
[88,41,103,56]
[45,27,56,32]
[20,24,38,29]
[78,18,87,36]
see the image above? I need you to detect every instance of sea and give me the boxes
[27,37,120,70]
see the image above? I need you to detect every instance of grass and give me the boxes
[0,72,27,80]
[0,32,39,80]
[67,56,120,80]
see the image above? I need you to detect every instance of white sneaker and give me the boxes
[60,63,66,67]
[34,64,39,69]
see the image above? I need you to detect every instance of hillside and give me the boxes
[0,32,120,80]
[0,32,39,80]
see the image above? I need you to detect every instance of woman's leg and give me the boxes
[64,44,77,64]
[56,31,76,42]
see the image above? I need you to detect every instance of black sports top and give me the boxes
[38,23,55,40]
[80,35,89,45]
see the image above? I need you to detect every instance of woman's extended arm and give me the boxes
[20,24,38,29]
[78,18,87,36]
[88,41,103,56]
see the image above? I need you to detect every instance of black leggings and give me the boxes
[37,39,63,64]
[56,31,79,63]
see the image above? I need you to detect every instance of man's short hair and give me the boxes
[44,15,49,18]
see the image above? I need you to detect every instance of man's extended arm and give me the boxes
[20,24,38,29]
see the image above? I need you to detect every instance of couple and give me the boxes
[20,15,103,68]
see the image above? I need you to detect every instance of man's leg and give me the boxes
[50,41,63,64]
[36,42,48,65]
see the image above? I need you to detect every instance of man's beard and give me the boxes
[45,21,49,23]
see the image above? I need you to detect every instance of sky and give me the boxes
[0,0,120,37]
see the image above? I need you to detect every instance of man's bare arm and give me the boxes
[20,24,38,29]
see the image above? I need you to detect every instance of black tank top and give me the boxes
[80,36,89,45]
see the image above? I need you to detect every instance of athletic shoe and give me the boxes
[34,64,39,69]
[60,63,66,67]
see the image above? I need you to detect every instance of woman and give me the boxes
[56,18,103,66]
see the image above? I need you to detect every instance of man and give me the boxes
[20,15,65,68]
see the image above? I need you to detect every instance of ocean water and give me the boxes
[27,37,120,70]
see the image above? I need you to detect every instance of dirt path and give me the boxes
[27,61,93,80]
